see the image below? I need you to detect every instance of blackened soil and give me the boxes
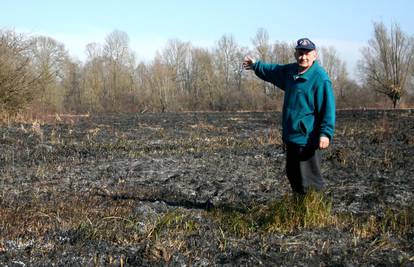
[0,110,413,266]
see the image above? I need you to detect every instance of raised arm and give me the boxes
[243,55,286,90]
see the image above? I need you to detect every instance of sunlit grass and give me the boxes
[147,210,200,240]
[1,192,412,243]
[0,190,412,265]
[209,191,336,236]
[208,190,413,243]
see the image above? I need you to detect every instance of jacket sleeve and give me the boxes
[315,79,336,140]
[252,61,286,90]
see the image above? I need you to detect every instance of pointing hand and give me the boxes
[243,56,255,70]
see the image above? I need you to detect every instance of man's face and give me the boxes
[295,49,317,70]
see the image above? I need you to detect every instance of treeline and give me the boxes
[1,23,413,115]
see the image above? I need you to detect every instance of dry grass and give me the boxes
[209,191,413,240]
[256,127,283,146]
[1,110,413,264]
[1,191,412,244]
[0,190,413,265]
[351,208,414,239]
[0,193,143,245]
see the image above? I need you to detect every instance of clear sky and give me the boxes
[1,0,413,78]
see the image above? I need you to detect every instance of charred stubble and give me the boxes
[0,110,413,266]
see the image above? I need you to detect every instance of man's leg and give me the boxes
[286,145,305,194]
[299,148,324,192]
[286,145,324,194]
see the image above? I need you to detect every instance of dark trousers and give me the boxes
[286,144,324,194]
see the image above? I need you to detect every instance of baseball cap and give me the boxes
[295,38,316,50]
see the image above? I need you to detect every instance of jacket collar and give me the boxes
[293,61,319,81]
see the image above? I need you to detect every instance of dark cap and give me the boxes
[295,38,316,50]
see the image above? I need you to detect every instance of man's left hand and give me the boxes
[319,136,330,149]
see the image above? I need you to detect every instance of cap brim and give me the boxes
[295,46,315,50]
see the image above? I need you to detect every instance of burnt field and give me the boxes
[0,110,413,266]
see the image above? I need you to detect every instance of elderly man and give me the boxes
[243,38,335,194]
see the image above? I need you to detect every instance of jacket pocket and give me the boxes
[298,113,315,136]
[299,120,307,135]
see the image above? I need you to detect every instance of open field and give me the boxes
[0,110,413,266]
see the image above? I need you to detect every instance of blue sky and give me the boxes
[1,0,413,78]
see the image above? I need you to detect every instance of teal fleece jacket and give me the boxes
[253,60,335,146]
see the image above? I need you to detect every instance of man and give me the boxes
[243,38,335,194]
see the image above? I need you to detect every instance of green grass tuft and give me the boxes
[209,191,335,237]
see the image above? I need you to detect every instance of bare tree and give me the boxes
[251,28,272,97]
[162,39,192,96]
[271,41,295,64]
[214,34,240,90]
[83,42,105,111]
[30,35,69,112]
[0,29,40,113]
[252,28,271,62]
[319,46,349,98]
[103,30,136,111]
[146,53,174,112]
[62,59,82,112]
[410,62,414,96]
[188,47,214,109]
[358,22,414,108]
